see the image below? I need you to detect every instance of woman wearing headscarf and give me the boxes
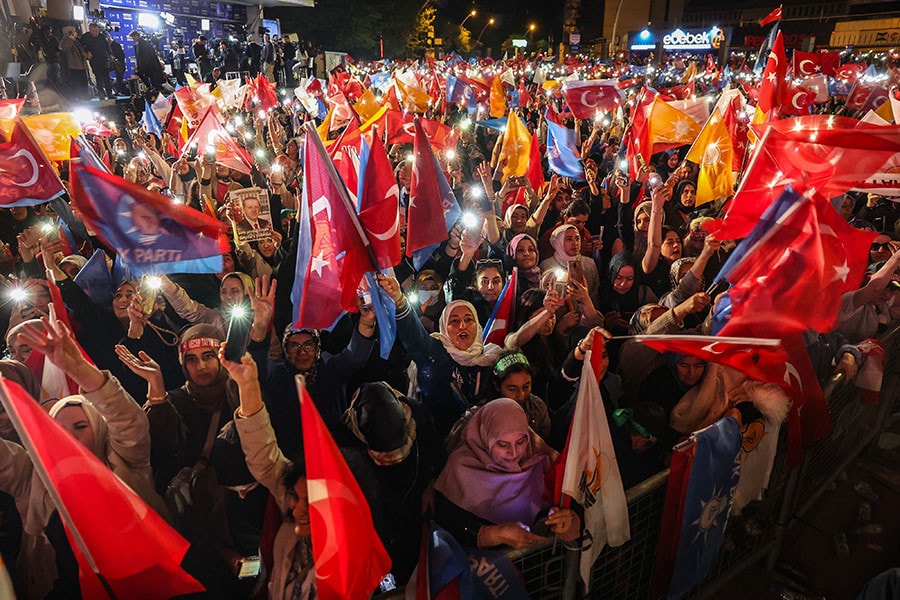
[116,291,273,593]
[433,398,580,549]
[377,274,504,436]
[156,270,256,333]
[505,233,542,296]
[642,185,686,298]
[599,252,659,337]
[664,179,698,236]
[539,223,601,307]
[1,314,167,599]
[638,347,709,422]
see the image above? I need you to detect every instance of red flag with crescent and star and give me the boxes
[0,119,65,207]
[721,116,900,238]
[792,50,840,78]
[297,376,392,600]
[781,83,815,116]
[0,378,205,599]
[562,80,624,119]
[359,131,402,270]
[757,31,788,114]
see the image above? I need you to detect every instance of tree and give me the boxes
[407,6,436,57]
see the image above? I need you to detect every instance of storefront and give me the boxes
[628,25,732,55]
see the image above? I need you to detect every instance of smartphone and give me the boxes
[645,173,662,190]
[139,275,158,314]
[567,259,585,285]
[224,301,254,363]
[553,272,568,299]
[186,143,198,160]
[359,291,372,308]
[237,556,261,579]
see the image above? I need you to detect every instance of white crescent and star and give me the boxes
[798,59,815,75]
[783,362,803,393]
[0,149,39,187]
[701,341,725,355]
[791,91,808,111]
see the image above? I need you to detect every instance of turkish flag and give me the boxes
[562,80,624,118]
[799,74,830,104]
[624,87,657,178]
[297,377,392,600]
[759,5,782,26]
[722,116,900,238]
[245,74,279,112]
[757,31,788,114]
[328,117,364,207]
[721,90,750,171]
[781,83,815,116]
[633,335,788,385]
[360,132,402,270]
[719,187,876,337]
[834,62,867,82]
[0,119,65,207]
[0,379,205,598]
[0,98,25,122]
[792,50,840,77]
[182,109,253,174]
[406,118,461,267]
[457,75,491,104]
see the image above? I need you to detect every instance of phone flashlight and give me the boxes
[230,304,249,320]
[8,287,28,304]
[461,212,479,230]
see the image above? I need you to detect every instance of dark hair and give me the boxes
[493,350,534,384]
[565,198,591,218]
[515,288,546,329]
[474,258,505,279]
[281,451,307,491]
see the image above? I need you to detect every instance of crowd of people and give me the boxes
[0,41,899,600]
[3,18,319,102]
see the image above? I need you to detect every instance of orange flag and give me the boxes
[498,110,532,182]
[685,109,734,205]
[490,76,507,118]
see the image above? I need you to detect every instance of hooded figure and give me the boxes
[340,382,444,585]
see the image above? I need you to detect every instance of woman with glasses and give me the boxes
[264,302,379,456]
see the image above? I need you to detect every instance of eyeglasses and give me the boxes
[475,259,504,270]
[286,341,317,353]
[870,242,891,252]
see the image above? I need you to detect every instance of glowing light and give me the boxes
[8,288,28,303]
[462,212,478,229]
[230,305,248,319]
[145,275,162,290]
[446,149,456,160]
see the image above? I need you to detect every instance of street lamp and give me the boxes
[476,17,495,43]
[460,9,477,28]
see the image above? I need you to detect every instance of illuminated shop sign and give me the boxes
[630,26,729,51]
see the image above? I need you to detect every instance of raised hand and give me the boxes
[217,341,259,389]
[114,345,164,391]
[250,275,276,342]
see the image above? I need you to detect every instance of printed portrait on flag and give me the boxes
[117,195,199,264]
[229,187,273,243]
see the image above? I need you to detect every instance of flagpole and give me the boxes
[0,380,118,600]
[303,121,381,272]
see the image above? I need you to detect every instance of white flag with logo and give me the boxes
[560,350,630,589]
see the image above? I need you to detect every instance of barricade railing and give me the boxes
[377,325,900,600]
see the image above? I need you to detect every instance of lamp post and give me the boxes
[460,9,477,28]
[476,17,495,43]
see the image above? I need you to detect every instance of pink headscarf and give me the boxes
[435,398,557,525]
[507,233,541,286]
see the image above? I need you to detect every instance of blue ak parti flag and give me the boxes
[544,109,585,180]
[667,417,742,600]
[69,164,225,276]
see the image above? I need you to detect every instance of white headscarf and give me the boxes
[431,300,504,367]
[549,224,578,266]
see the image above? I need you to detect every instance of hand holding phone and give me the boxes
[224,301,254,363]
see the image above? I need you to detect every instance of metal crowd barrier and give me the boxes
[378,325,900,600]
